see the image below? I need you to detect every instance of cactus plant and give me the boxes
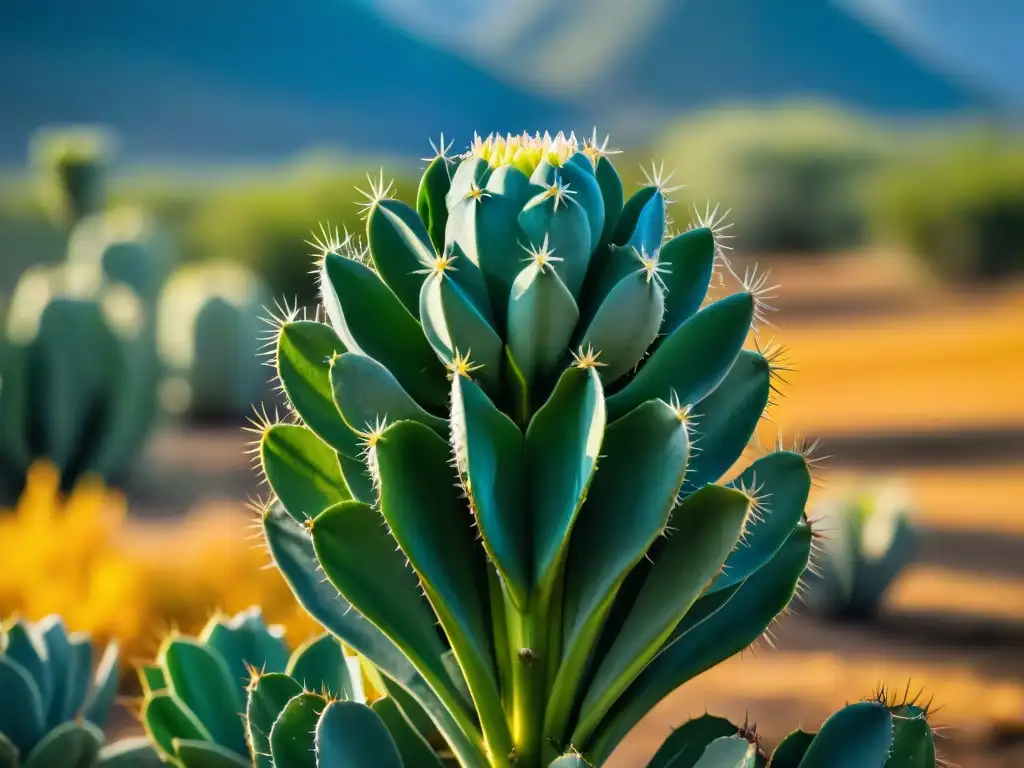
[157,261,270,421]
[0,614,159,767]
[29,127,113,228]
[252,131,819,767]
[66,207,171,311]
[0,263,158,500]
[140,607,362,766]
[804,479,917,620]
[649,688,937,767]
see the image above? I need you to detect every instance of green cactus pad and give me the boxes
[275,321,363,458]
[373,419,511,756]
[22,720,103,768]
[681,351,772,493]
[159,638,246,754]
[198,611,289,690]
[449,374,530,607]
[612,186,661,248]
[96,736,162,768]
[507,260,579,393]
[330,353,447,437]
[246,673,303,768]
[768,730,814,767]
[691,736,757,768]
[142,692,212,758]
[285,635,352,701]
[83,642,121,725]
[518,186,593,299]
[261,423,351,524]
[371,697,446,768]
[368,198,437,315]
[647,714,741,768]
[713,451,813,593]
[314,701,404,768]
[320,252,446,408]
[417,153,453,254]
[419,269,504,393]
[797,701,893,768]
[311,502,462,717]
[268,693,326,768]
[0,655,45,754]
[657,228,717,335]
[171,738,250,767]
[578,486,752,736]
[585,524,811,761]
[1,622,51,713]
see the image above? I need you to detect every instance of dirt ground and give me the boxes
[117,252,1024,766]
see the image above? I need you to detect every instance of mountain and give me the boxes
[0,0,1003,167]
[0,0,572,166]
[848,0,1023,108]
[369,0,996,141]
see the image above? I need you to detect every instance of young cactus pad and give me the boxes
[140,607,359,766]
[257,131,814,767]
[0,615,159,767]
[651,690,937,767]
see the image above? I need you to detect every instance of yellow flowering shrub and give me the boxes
[0,461,320,660]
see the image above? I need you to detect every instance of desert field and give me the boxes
[106,252,1024,766]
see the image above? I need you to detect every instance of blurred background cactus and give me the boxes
[0,132,166,499]
[0,262,157,499]
[805,478,918,620]
[156,260,270,422]
[0,614,159,767]
[66,206,171,313]
[29,127,113,229]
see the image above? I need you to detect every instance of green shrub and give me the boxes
[871,131,1024,280]
[652,102,896,253]
[183,156,418,306]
